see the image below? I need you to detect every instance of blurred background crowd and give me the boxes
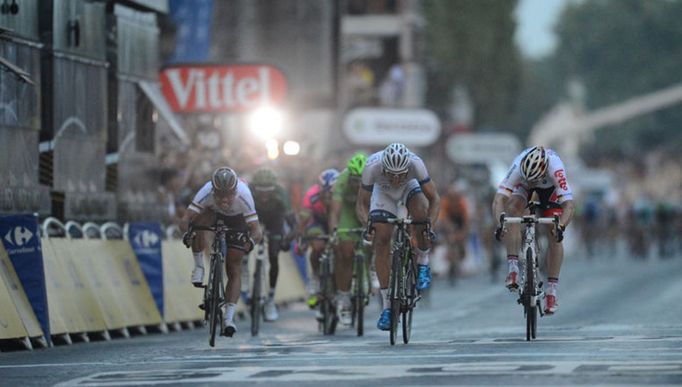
[2,0,682,275]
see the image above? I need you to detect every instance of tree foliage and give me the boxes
[551,0,682,158]
[422,0,521,131]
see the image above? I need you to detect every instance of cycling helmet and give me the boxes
[251,168,277,191]
[212,167,239,193]
[520,146,548,181]
[347,152,368,176]
[318,168,340,191]
[381,143,411,173]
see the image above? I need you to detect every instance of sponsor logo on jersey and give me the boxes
[554,169,568,190]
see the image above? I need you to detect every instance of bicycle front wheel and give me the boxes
[321,258,337,335]
[525,248,537,341]
[208,255,223,347]
[389,248,402,345]
[402,258,416,344]
[250,260,263,337]
[354,254,365,336]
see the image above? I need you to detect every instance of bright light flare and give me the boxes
[283,141,300,156]
[247,106,285,140]
[266,139,279,160]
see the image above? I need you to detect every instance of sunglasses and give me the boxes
[383,169,408,180]
[214,189,237,199]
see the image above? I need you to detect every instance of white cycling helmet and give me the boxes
[212,167,239,193]
[381,143,411,173]
[520,146,548,181]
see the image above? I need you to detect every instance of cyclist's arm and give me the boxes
[356,186,371,225]
[247,220,263,244]
[181,208,200,233]
[559,199,575,229]
[421,180,441,227]
[492,193,509,225]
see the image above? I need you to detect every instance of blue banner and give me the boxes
[128,222,164,316]
[168,0,214,64]
[0,214,50,344]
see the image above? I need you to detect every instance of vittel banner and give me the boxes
[160,64,288,113]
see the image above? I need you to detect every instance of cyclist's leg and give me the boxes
[405,183,433,290]
[336,202,362,289]
[504,192,527,289]
[264,217,284,321]
[189,211,214,286]
[263,217,284,294]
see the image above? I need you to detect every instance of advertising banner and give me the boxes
[0,214,50,344]
[128,222,164,316]
[168,0,214,64]
[160,64,288,113]
[343,108,441,146]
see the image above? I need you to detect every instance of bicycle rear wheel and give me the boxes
[525,248,536,341]
[250,260,263,337]
[208,255,223,347]
[402,257,416,344]
[389,248,402,345]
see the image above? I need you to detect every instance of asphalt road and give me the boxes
[1,253,681,386]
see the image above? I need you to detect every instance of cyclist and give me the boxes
[296,168,340,311]
[357,143,441,331]
[328,152,370,326]
[182,167,263,337]
[249,167,298,321]
[439,181,470,286]
[492,146,575,315]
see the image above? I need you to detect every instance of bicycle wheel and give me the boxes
[354,254,365,337]
[525,248,536,341]
[208,255,222,347]
[250,260,263,337]
[321,257,337,335]
[402,256,416,344]
[389,248,402,345]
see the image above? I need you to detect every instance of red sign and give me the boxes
[160,65,287,113]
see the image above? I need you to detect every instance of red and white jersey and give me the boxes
[497,148,573,204]
[188,179,259,223]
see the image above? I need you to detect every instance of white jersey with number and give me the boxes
[361,150,431,216]
[188,180,259,223]
[497,148,573,204]
[361,150,431,191]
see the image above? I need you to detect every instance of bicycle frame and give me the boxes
[370,216,429,345]
[305,233,338,335]
[190,222,241,346]
[250,236,268,336]
[500,213,558,341]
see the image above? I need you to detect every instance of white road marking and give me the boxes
[54,361,682,386]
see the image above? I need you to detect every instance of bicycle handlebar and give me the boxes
[189,224,243,233]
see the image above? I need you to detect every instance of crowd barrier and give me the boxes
[0,215,308,351]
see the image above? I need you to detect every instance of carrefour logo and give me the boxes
[3,226,37,254]
[134,230,160,250]
[4,226,34,247]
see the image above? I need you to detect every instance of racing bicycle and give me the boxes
[368,217,430,345]
[189,221,244,347]
[497,210,560,341]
